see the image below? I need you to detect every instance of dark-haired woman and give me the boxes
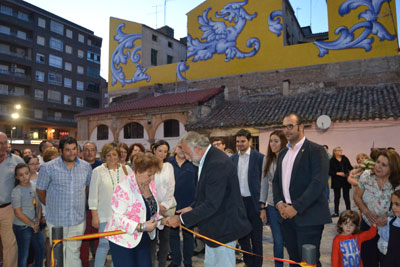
[259,130,288,267]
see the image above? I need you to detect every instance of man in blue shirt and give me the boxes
[37,137,92,267]
[167,143,197,267]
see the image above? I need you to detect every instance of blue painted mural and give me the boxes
[111,23,150,87]
[314,0,396,57]
[268,10,283,37]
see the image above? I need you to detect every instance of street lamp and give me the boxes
[10,103,21,145]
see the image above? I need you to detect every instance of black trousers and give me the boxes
[280,219,324,267]
[333,186,351,214]
[360,219,382,267]
[238,197,263,267]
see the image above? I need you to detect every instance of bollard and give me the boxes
[52,226,63,267]
[302,244,316,266]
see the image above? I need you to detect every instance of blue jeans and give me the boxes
[266,205,284,267]
[94,222,112,267]
[109,232,151,267]
[13,224,45,267]
[170,226,194,265]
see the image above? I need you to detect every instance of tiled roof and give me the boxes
[187,84,400,130]
[76,87,224,117]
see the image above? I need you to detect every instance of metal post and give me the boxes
[302,244,316,266]
[52,226,63,267]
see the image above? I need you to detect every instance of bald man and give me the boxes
[0,132,23,267]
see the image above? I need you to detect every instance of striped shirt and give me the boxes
[36,156,92,226]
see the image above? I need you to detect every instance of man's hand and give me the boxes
[176,207,193,214]
[166,215,181,228]
[276,202,288,219]
[283,205,298,219]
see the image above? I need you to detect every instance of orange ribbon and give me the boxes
[50,225,316,267]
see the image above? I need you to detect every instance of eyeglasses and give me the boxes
[282,124,298,130]
[83,149,96,153]
[213,142,223,146]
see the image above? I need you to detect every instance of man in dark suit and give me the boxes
[167,131,251,267]
[231,129,264,267]
[273,113,331,267]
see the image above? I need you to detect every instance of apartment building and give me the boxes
[0,0,102,149]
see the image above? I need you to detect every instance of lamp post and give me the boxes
[10,103,21,145]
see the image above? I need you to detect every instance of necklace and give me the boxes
[107,164,120,190]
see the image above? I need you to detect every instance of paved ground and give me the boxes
[94,188,353,266]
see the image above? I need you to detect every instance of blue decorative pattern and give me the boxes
[111,23,150,87]
[177,62,189,81]
[314,0,396,57]
[268,10,283,37]
[187,0,260,63]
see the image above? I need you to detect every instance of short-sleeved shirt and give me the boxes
[36,156,92,226]
[11,184,39,226]
[0,153,24,204]
[358,170,393,226]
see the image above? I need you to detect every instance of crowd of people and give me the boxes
[0,112,399,267]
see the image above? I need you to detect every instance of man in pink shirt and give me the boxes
[272,114,331,267]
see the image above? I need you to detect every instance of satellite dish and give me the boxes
[316,115,331,130]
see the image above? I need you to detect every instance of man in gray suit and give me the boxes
[273,114,331,267]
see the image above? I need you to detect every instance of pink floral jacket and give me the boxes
[105,172,160,248]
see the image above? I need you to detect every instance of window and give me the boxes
[66,29,72,38]
[11,87,24,96]
[168,41,173,48]
[48,72,62,85]
[167,55,173,64]
[76,81,84,91]
[87,82,99,93]
[34,109,43,119]
[65,45,72,54]
[0,43,10,53]
[64,95,72,105]
[164,119,179,137]
[76,97,83,107]
[0,25,10,35]
[54,112,62,119]
[85,97,99,108]
[151,49,158,66]
[0,64,8,72]
[36,53,45,64]
[35,71,44,82]
[48,90,61,102]
[50,20,64,35]
[152,34,157,42]
[78,33,84,43]
[124,122,144,139]
[87,39,92,46]
[37,35,45,46]
[49,37,63,51]
[49,54,62,69]
[16,30,26,40]
[0,84,8,95]
[97,125,109,140]
[0,5,12,16]
[77,65,84,74]
[77,49,84,58]
[65,62,72,71]
[87,51,100,63]
[17,11,29,21]
[87,66,99,78]
[64,77,72,88]
[34,89,44,100]
[38,17,45,28]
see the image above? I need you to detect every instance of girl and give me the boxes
[331,210,377,267]
[23,155,40,186]
[11,163,45,267]
[378,189,400,267]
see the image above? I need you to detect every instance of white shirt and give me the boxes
[237,147,251,197]
[281,137,306,204]
[154,162,176,210]
[198,145,212,180]
[88,164,132,222]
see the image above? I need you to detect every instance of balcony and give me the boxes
[0,49,32,62]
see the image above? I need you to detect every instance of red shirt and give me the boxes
[331,226,377,267]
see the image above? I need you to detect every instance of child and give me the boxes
[378,189,400,267]
[11,163,45,267]
[331,210,377,267]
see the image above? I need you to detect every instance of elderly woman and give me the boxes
[259,130,287,267]
[105,152,161,267]
[88,143,132,267]
[329,147,353,217]
[354,150,400,267]
[150,140,176,267]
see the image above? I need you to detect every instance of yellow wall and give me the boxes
[109,0,398,91]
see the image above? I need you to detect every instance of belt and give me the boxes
[242,196,252,201]
[0,202,11,208]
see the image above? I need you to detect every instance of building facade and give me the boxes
[0,0,102,150]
